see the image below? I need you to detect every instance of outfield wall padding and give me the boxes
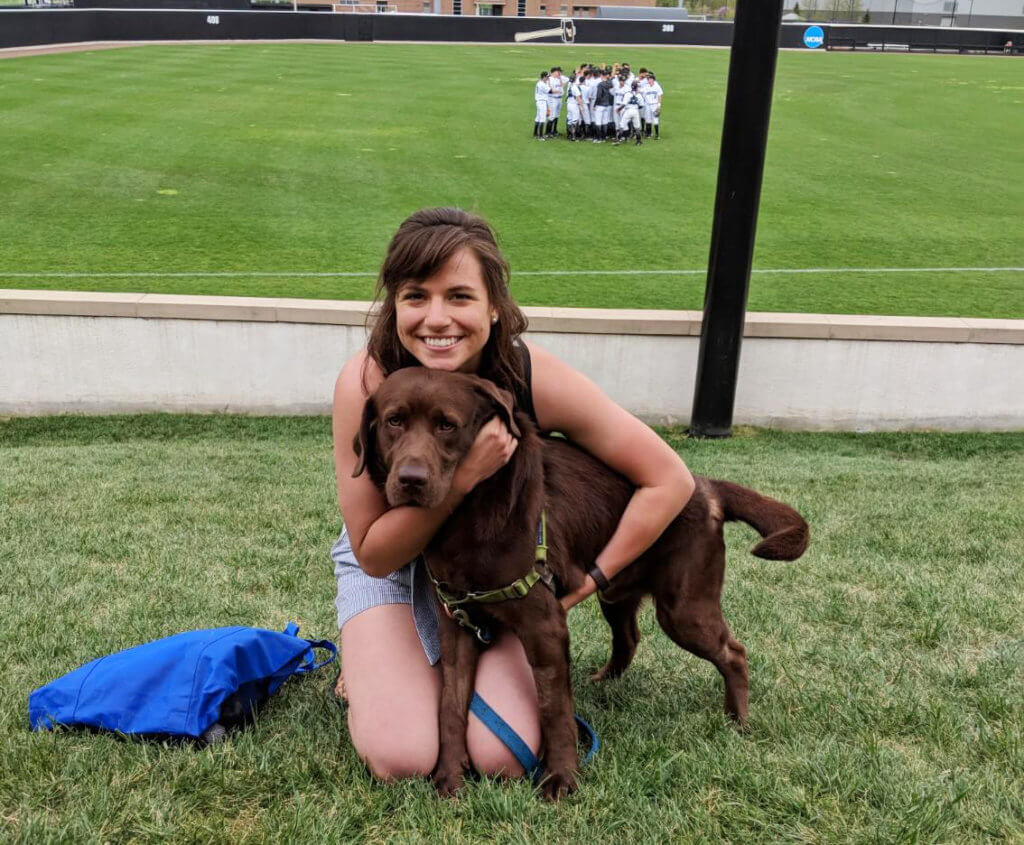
[0,10,732,49]
[71,0,254,9]
[2,10,1019,52]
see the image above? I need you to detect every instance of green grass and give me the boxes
[0,43,1022,318]
[2,416,1022,841]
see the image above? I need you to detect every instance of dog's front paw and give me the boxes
[432,767,466,798]
[537,769,576,802]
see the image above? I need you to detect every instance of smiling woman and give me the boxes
[330,207,695,792]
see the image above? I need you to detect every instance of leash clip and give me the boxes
[450,607,493,645]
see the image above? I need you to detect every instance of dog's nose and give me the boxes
[397,463,429,489]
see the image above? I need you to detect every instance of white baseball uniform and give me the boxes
[566,81,583,126]
[547,73,564,121]
[534,78,550,123]
[644,80,664,126]
[612,78,628,130]
[583,75,598,126]
[620,89,644,132]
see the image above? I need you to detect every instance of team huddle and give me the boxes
[533,63,664,146]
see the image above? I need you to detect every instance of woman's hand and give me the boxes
[453,417,518,496]
[560,574,599,613]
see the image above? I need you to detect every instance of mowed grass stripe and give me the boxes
[1,417,1022,840]
[0,44,1022,317]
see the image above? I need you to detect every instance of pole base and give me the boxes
[687,424,733,439]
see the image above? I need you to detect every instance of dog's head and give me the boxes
[352,368,520,509]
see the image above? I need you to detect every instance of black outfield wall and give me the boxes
[70,0,253,8]
[0,10,1018,52]
[0,10,735,49]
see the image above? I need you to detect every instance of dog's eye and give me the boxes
[386,415,404,428]
[437,420,456,432]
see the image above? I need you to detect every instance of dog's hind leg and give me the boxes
[653,598,749,725]
[591,594,643,682]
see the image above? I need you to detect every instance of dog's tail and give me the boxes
[709,480,809,561]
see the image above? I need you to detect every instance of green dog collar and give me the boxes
[428,511,554,624]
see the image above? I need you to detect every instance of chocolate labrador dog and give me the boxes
[353,368,808,800]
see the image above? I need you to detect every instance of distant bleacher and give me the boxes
[332,2,398,11]
[827,32,1020,55]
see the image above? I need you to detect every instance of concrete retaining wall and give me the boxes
[2,290,1022,430]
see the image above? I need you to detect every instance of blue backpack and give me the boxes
[29,622,336,743]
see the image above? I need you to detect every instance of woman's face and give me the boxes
[395,247,496,374]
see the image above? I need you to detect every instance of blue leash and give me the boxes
[333,673,599,781]
[470,692,599,781]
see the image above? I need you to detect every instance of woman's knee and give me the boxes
[347,691,439,780]
[354,721,439,781]
[466,729,527,779]
[340,605,442,782]
[467,631,541,779]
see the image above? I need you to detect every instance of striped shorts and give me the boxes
[331,526,441,665]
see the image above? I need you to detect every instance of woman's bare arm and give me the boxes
[525,342,696,609]
[333,351,517,577]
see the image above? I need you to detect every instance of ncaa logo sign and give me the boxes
[803,26,825,49]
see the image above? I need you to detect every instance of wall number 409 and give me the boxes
[206,15,220,24]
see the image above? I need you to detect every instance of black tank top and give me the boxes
[513,340,538,426]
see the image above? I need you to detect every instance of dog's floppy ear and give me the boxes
[351,395,378,478]
[471,377,521,438]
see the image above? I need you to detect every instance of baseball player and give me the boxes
[583,68,599,139]
[593,68,614,142]
[614,80,645,146]
[637,68,649,134]
[566,74,584,141]
[533,70,550,140]
[611,72,628,141]
[576,69,592,138]
[546,66,565,137]
[643,72,663,139]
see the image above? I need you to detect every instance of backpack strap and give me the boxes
[296,640,338,674]
[282,622,338,673]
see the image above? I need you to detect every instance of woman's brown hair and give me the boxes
[364,207,529,396]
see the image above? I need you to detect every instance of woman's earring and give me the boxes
[491,315,498,324]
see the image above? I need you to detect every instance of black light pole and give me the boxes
[690,0,784,438]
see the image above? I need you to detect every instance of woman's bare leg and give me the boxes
[467,630,542,778]
[343,615,541,782]
[341,604,441,781]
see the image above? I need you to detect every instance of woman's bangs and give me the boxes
[383,227,470,290]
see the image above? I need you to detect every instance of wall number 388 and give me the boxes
[661,24,675,32]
